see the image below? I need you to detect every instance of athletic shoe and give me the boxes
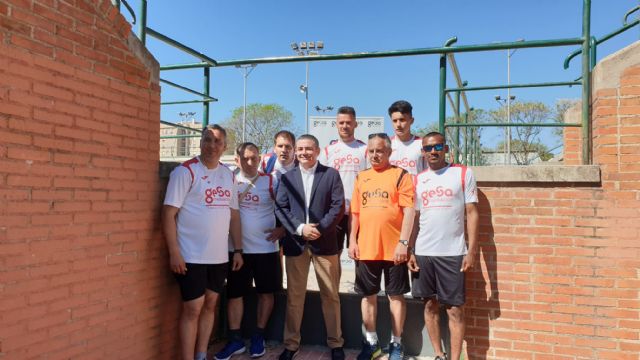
[357,341,382,360]
[388,342,403,360]
[214,340,246,360]
[278,348,299,360]
[331,347,345,360]
[249,333,266,358]
[434,354,448,360]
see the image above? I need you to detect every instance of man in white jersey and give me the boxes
[163,124,244,360]
[408,132,479,360]
[260,130,296,179]
[388,100,424,176]
[319,106,367,252]
[215,142,282,360]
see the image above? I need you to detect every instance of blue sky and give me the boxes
[125,1,639,149]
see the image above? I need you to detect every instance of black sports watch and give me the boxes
[233,249,243,254]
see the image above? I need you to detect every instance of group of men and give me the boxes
[162,100,480,360]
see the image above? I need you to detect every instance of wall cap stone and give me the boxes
[472,165,600,183]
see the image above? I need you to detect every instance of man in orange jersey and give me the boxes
[348,133,415,360]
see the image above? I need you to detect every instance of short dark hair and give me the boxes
[388,100,413,116]
[296,134,319,148]
[337,106,356,118]
[202,124,227,143]
[235,142,260,156]
[424,131,445,142]
[273,130,295,145]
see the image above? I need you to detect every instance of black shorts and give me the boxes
[355,260,410,296]
[411,255,465,306]
[226,252,282,299]
[336,214,350,250]
[174,263,228,302]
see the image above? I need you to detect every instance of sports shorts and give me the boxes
[411,255,465,306]
[226,252,282,298]
[355,260,410,296]
[174,262,228,302]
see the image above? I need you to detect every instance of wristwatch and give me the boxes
[233,249,243,254]
[398,240,409,246]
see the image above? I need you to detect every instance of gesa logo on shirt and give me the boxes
[420,186,454,206]
[333,154,361,169]
[241,192,260,203]
[204,186,232,204]
[362,188,389,206]
[390,158,416,169]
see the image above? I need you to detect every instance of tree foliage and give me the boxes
[223,103,296,154]
[488,101,554,165]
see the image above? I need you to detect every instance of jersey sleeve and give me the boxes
[229,174,240,210]
[163,166,192,208]
[464,168,478,204]
[350,176,361,214]
[397,170,415,208]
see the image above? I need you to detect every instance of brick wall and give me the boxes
[466,46,639,359]
[0,1,180,359]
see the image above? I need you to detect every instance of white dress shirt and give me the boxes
[295,161,319,236]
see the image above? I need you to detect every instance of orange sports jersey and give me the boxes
[351,166,414,261]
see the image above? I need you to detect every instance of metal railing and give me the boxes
[115,0,640,164]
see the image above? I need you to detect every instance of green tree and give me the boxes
[489,101,554,165]
[223,103,297,154]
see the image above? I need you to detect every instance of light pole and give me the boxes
[503,38,524,165]
[291,41,324,133]
[495,95,516,164]
[236,64,257,143]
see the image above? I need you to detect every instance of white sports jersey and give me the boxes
[231,172,279,254]
[414,164,477,256]
[319,139,367,213]
[390,135,424,176]
[164,157,239,264]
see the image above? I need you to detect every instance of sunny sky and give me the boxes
[122,0,640,151]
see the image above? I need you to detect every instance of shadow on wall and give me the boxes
[465,189,501,360]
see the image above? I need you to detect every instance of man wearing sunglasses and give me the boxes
[408,132,479,360]
[388,100,424,176]
[349,133,415,360]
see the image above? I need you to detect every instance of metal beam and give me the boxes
[446,81,581,93]
[147,27,218,67]
[159,78,217,101]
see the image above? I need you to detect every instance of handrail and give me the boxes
[564,15,640,69]
[111,0,137,24]
[147,27,218,67]
[159,78,218,101]
[445,80,581,93]
[445,122,581,128]
[160,120,202,133]
[159,37,583,71]
[623,5,640,25]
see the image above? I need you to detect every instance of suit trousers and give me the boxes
[284,247,344,350]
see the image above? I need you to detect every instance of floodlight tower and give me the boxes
[291,41,324,133]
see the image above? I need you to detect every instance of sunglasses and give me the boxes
[368,132,390,139]
[422,143,445,152]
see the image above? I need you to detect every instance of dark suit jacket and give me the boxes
[275,162,345,256]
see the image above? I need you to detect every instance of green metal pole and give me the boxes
[582,0,591,164]
[463,112,469,165]
[454,90,461,163]
[138,0,146,45]
[112,0,120,10]
[203,67,210,127]
[590,36,597,70]
[439,54,446,135]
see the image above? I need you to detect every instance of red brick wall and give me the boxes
[466,65,639,358]
[0,1,180,359]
